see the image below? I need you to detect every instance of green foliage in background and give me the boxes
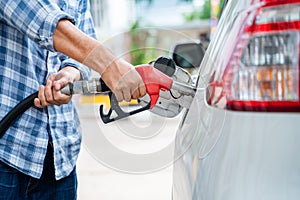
[183,0,211,21]
[183,0,225,22]
[216,0,225,19]
[128,19,157,66]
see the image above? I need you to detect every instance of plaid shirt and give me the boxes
[0,0,96,179]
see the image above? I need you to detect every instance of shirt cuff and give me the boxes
[38,10,75,52]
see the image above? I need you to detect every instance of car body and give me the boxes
[172,0,300,199]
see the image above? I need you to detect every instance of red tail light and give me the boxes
[208,1,300,112]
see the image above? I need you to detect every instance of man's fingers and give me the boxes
[34,98,42,108]
[114,91,124,102]
[139,84,146,97]
[51,71,72,104]
[116,68,146,101]
[123,88,132,102]
[53,86,71,103]
[53,74,69,91]
[131,89,140,100]
[47,73,56,82]
[45,80,54,103]
[38,85,50,107]
[131,83,147,100]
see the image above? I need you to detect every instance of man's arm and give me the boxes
[52,19,146,102]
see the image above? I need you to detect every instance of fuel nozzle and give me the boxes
[139,56,196,118]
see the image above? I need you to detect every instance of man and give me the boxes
[0,0,145,199]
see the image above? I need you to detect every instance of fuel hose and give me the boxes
[0,78,107,138]
[0,92,38,138]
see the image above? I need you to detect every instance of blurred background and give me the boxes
[89,0,224,70]
[76,0,225,199]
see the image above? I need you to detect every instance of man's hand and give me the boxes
[100,59,147,102]
[34,67,81,108]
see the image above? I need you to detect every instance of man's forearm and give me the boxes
[53,19,115,75]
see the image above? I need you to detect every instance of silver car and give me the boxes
[172,0,300,199]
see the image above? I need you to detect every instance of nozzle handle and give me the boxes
[135,65,173,108]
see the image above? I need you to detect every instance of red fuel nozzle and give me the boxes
[135,65,173,108]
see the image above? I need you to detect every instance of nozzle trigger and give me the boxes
[99,92,151,124]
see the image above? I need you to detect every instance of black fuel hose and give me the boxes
[0,92,38,139]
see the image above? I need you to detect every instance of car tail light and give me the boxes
[208,1,300,112]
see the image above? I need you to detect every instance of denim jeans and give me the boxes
[0,143,77,200]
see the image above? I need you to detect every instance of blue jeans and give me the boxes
[0,143,77,200]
